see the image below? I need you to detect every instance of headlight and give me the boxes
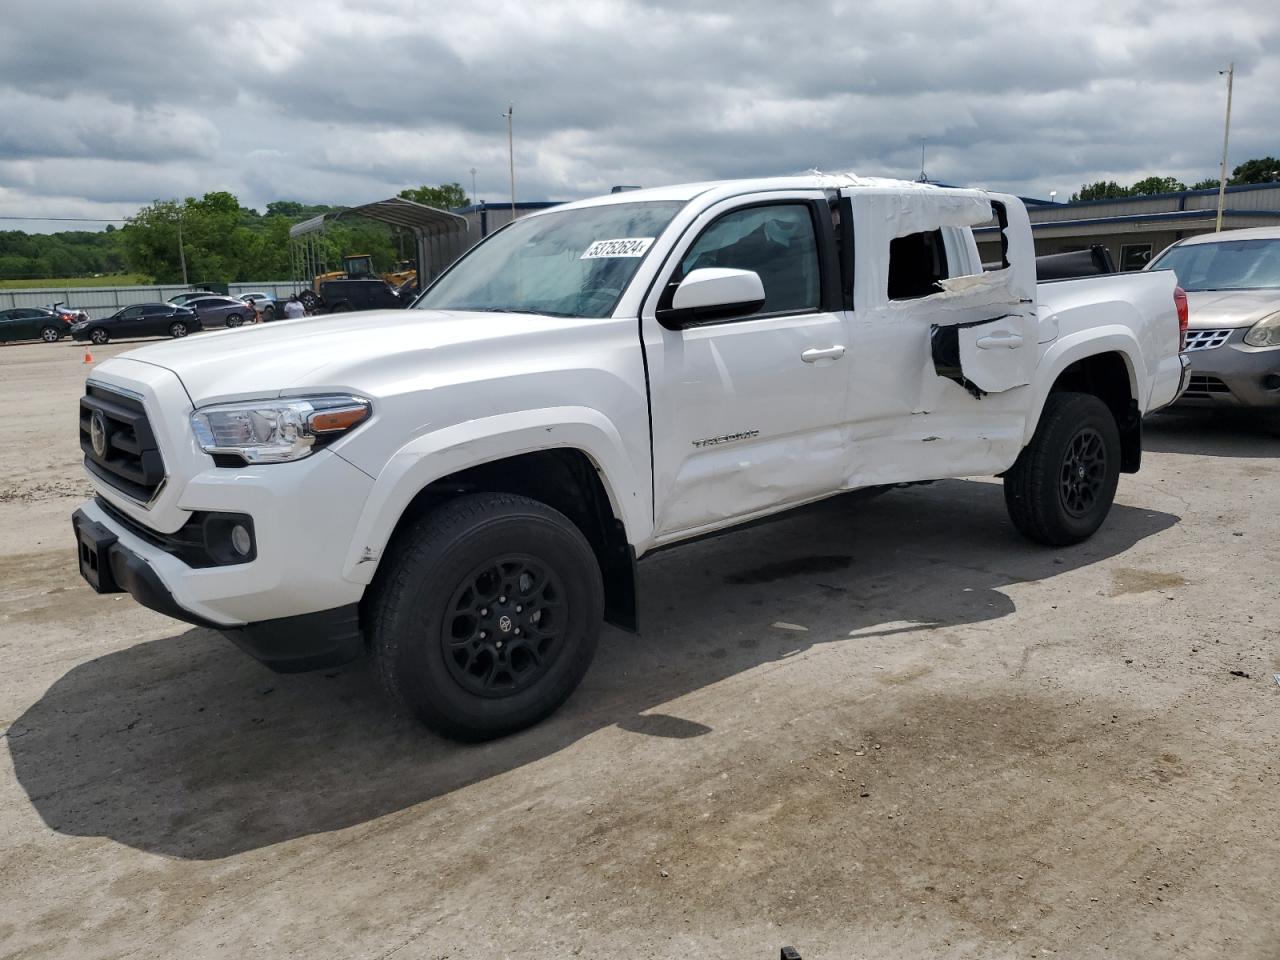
[190,395,371,464]
[1244,312,1280,348]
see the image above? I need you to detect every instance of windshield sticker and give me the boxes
[580,237,655,259]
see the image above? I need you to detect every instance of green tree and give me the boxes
[1230,156,1280,185]
[398,182,469,210]
[1190,178,1219,190]
[1129,176,1187,196]
[1071,180,1130,202]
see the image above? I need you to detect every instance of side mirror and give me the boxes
[657,268,766,329]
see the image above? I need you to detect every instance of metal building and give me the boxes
[975,182,1280,271]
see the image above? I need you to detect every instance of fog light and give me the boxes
[230,524,252,557]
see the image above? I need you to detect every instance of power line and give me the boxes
[0,215,131,223]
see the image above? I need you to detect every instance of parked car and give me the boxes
[319,278,404,313]
[1146,226,1280,411]
[166,292,211,307]
[72,174,1186,740]
[238,292,277,321]
[0,306,74,343]
[70,303,201,344]
[185,296,254,329]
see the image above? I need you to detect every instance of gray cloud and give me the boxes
[2,0,1277,232]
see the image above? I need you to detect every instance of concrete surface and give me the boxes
[1,338,1278,960]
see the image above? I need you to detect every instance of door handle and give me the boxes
[975,332,1024,350]
[801,345,846,363]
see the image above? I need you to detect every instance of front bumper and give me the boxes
[1175,330,1280,408]
[73,508,364,672]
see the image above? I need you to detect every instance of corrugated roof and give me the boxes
[288,197,467,239]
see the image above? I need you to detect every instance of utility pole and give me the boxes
[177,216,189,286]
[470,167,478,206]
[919,138,927,183]
[504,103,516,221]
[1215,61,1234,233]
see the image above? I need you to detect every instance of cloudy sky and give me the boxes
[3,0,1277,232]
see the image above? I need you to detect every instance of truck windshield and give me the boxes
[1150,238,1280,291]
[416,201,685,318]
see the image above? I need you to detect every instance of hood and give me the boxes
[116,308,596,404]
[1183,289,1280,330]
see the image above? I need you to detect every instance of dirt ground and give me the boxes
[1,338,1278,960]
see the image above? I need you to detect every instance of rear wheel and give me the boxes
[40,326,61,343]
[89,328,109,345]
[169,321,188,338]
[1003,391,1121,546]
[368,493,603,741]
[261,306,275,322]
[329,302,352,313]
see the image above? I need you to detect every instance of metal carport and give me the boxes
[288,197,470,290]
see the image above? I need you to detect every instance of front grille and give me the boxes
[1182,375,1232,400]
[79,384,165,502]
[1184,329,1234,352]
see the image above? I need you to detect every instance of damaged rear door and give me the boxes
[925,200,1037,396]
[842,188,1037,486]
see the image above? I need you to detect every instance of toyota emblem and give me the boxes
[90,410,109,458]
[498,615,513,634]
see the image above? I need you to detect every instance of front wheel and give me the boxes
[368,493,604,741]
[225,313,244,328]
[1003,391,1121,546]
[40,326,61,343]
[89,328,109,345]
[169,321,188,338]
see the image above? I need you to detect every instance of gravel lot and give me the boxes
[1,338,1278,959]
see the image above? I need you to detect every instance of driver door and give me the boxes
[641,192,851,542]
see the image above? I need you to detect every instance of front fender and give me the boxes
[340,406,650,584]
[1024,327,1143,445]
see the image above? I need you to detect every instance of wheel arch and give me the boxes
[1027,333,1143,473]
[343,412,649,632]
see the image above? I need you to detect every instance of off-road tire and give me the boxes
[368,493,603,741]
[1003,391,1121,546]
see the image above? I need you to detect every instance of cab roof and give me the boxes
[546,174,995,215]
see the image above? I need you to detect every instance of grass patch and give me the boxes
[0,274,151,290]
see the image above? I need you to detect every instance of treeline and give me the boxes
[1,183,469,284]
[0,228,128,281]
[1072,156,1280,201]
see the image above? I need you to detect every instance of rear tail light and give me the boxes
[1174,286,1189,351]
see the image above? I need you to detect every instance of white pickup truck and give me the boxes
[72,174,1189,739]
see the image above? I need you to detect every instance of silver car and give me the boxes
[1147,226,1280,410]
[185,295,255,329]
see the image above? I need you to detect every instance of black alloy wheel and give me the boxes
[442,556,566,698]
[368,492,604,740]
[1003,391,1121,546]
[1059,427,1107,518]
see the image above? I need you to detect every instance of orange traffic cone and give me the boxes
[83,349,93,364]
